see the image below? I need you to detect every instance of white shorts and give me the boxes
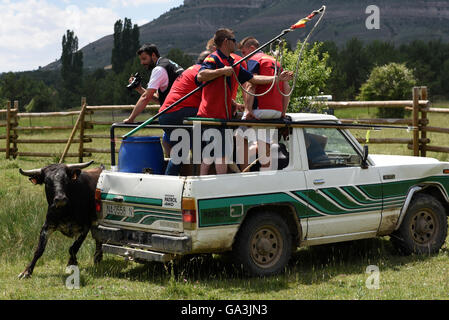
[237,109,282,144]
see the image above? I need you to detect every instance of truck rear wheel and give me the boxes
[233,211,292,276]
[391,194,447,255]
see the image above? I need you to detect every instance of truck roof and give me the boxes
[286,113,338,122]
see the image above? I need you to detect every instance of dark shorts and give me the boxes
[158,107,198,147]
[201,125,234,161]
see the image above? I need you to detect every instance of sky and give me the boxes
[0,0,184,73]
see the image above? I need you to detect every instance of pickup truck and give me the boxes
[92,113,449,276]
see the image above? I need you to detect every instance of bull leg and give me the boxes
[67,229,89,266]
[93,239,103,264]
[18,224,54,279]
[91,228,103,264]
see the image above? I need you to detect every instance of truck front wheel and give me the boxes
[391,194,447,255]
[233,211,292,276]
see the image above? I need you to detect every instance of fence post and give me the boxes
[60,98,87,164]
[12,101,19,159]
[420,86,428,157]
[78,97,87,163]
[5,101,11,159]
[412,87,420,156]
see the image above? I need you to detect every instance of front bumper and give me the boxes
[92,224,192,255]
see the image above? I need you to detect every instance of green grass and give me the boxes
[1,105,449,299]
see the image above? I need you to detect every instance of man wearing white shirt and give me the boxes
[124,44,184,123]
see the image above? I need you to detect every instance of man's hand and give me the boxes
[129,75,144,94]
[278,70,294,82]
[232,100,245,112]
[242,110,259,120]
[123,117,134,124]
[221,66,234,77]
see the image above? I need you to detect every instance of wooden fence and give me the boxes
[0,86,448,162]
[318,86,449,157]
[0,98,159,162]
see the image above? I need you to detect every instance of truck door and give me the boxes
[301,128,382,243]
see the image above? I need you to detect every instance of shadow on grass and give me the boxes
[84,236,440,293]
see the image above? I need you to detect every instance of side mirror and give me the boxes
[361,145,369,169]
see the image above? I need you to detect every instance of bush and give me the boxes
[283,41,331,113]
[357,63,416,118]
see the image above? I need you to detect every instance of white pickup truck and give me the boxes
[93,113,449,276]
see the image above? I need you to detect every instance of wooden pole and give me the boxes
[59,99,87,164]
[412,87,420,156]
[5,101,11,159]
[13,101,19,159]
[78,97,87,163]
[420,86,428,157]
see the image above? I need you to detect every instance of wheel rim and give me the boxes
[250,225,283,269]
[410,209,438,245]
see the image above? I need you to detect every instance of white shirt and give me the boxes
[147,58,169,92]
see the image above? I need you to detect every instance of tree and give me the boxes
[339,38,372,100]
[357,63,416,118]
[61,30,83,107]
[166,48,193,69]
[111,18,140,74]
[366,40,399,67]
[0,72,57,112]
[283,41,331,112]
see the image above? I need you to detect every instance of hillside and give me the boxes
[43,0,449,71]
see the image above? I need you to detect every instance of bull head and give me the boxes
[19,161,94,208]
[19,161,94,184]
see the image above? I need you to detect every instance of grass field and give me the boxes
[1,105,449,300]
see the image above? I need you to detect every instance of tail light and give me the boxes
[95,188,102,215]
[182,197,197,230]
[444,169,449,174]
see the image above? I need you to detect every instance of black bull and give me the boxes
[18,161,103,279]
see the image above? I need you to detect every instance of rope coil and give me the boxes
[228,5,327,101]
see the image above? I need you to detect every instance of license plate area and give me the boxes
[103,203,134,218]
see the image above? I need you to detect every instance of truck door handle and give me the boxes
[313,179,325,185]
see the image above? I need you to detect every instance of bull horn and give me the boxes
[19,168,42,177]
[66,160,94,170]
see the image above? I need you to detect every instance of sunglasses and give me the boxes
[227,38,236,43]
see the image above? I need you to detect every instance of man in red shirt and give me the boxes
[239,36,291,120]
[157,51,210,175]
[196,29,293,175]
[237,36,292,171]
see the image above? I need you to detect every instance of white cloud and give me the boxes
[0,0,119,72]
[0,0,183,72]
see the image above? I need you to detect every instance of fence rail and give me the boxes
[1,86,448,162]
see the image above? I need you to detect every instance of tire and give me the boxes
[391,194,447,255]
[232,211,292,277]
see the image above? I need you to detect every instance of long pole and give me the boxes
[123,7,325,139]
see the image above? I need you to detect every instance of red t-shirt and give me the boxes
[248,52,285,112]
[197,50,253,120]
[159,64,202,114]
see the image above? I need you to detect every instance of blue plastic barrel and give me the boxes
[118,136,164,174]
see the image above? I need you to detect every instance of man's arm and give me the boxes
[196,66,233,82]
[123,88,157,123]
[248,70,293,85]
[281,81,291,117]
[242,82,258,120]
